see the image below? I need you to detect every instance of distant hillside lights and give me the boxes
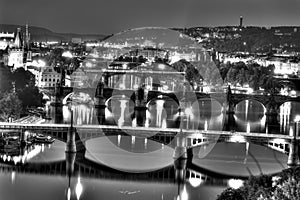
[218,52,300,76]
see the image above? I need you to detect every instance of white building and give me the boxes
[39,66,62,87]
[0,32,15,50]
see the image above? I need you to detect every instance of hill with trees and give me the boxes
[0,24,106,42]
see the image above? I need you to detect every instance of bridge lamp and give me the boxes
[228,179,244,189]
[188,177,203,188]
[294,115,300,123]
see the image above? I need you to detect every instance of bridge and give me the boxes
[43,84,300,117]
[1,122,299,166]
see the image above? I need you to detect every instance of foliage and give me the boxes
[17,86,43,109]
[219,61,279,93]
[0,62,13,93]
[0,92,22,122]
[217,167,300,200]
[2,67,44,112]
[217,188,246,200]
[171,59,204,86]
[12,67,36,90]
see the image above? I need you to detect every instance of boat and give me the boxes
[33,134,55,144]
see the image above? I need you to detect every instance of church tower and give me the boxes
[8,27,25,70]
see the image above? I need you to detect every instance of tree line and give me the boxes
[0,63,43,122]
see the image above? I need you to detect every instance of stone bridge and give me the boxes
[1,122,299,166]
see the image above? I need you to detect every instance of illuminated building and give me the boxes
[0,32,14,50]
[39,66,62,87]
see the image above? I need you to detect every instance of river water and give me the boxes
[0,98,299,200]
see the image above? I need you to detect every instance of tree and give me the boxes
[10,68,43,111]
[12,67,35,90]
[17,86,43,109]
[217,188,246,200]
[0,62,13,94]
[172,59,203,86]
[0,92,22,122]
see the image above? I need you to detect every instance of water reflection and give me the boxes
[0,137,290,200]
[45,98,300,136]
[234,100,266,133]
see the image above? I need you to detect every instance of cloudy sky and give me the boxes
[1,0,300,34]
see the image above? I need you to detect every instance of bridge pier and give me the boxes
[224,113,236,131]
[19,128,26,146]
[54,105,63,124]
[66,110,76,153]
[52,83,63,106]
[265,105,279,126]
[287,122,299,166]
[95,82,107,125]
[134,86,148,126]
[66,128,77,153]
[174,158,187,183]
[65,152,76,175]
[225,102,235,114]
[173,132,188,160]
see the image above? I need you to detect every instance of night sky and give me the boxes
[1,0,300,34]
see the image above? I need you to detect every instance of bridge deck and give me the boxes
[0,122,298,140]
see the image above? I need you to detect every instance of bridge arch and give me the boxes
[194,97,224,115]
[62,92,74,104]
[104,95,135,126]
[146,95,179,128]
[277,100,300,111]
[235,99,266,115]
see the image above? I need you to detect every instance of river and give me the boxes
[0,98,298,200]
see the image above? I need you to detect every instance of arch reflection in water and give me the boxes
[235,100,266,133]
[85,136,175,173]
[279,102,300,135]
[192,142,288,178]
[0,138,292,200]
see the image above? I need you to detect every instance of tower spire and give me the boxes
[14,28,22,48]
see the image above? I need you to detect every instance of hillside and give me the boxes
[178,26,300,53]
[0,24,106,42]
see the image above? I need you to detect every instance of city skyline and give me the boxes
[1,0,300,34]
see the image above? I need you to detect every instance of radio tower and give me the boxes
[239,16,243,28]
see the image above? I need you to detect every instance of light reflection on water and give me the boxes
[31,98,299,199]
[45,98,300,135]
[0,131,291,200]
